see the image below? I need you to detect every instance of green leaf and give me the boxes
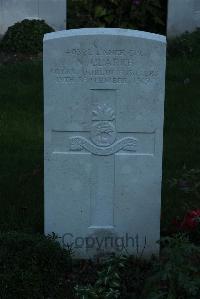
[95,5,107,18]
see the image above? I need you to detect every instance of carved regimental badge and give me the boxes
[91,104,116,147]
[70,103,137,156]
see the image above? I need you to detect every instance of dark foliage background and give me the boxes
[68,0,168,35]
[0,19,54,54]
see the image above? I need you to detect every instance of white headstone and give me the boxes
[44,28,166,258]
[167,0,200,37]
[0,0,66,36]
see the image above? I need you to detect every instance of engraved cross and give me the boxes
[69,89,137,230]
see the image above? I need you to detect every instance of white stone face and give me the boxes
[0,0,66,35]
[167,0,200,37]
[44,28,166,258]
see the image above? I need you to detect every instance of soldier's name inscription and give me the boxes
[50,46,159,84]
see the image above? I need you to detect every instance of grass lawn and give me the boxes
[0,60,43,232]
[0,51,200,234]
[162,55,200,230]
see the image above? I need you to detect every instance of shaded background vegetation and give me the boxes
[68,0,168,34]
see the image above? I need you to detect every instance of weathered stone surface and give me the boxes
[167,0,200,37]
[44,28,166,258]
[0,0,66,35]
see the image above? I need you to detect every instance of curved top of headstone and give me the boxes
[44,28,166,43]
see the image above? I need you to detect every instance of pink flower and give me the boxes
[181,209,200,230]
[132,0,141,6]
